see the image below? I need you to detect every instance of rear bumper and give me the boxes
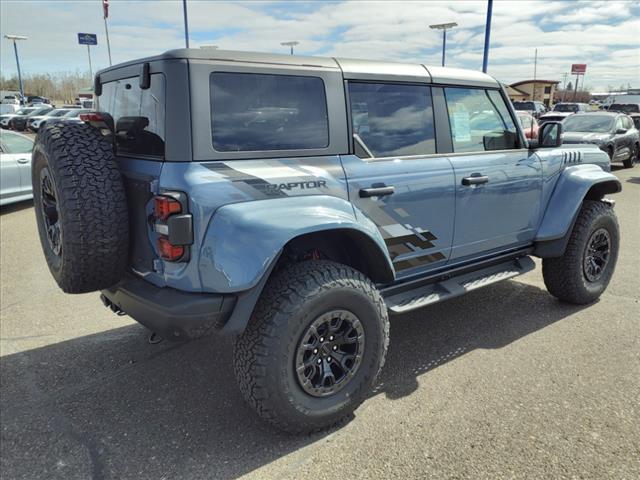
[101,274,236,341]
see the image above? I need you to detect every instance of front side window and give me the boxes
[518,115,532,129]
[98,74,165,157]
[348,82,436,157]
[445,88,518,152]
[210,72,329,152]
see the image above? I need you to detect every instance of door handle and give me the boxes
[17,158,30,164]
[359,184,395,198]
[461,174,489,186]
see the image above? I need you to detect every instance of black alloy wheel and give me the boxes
[40,167,62,257]
[582,228,611,282]
[295,309,365,397]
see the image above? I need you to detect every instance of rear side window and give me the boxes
[445,88,518,152]
[98,74,165,157]
[210,72,329,152]
[348,82,436,157]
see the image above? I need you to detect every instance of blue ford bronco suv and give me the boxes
[32,49,620,433]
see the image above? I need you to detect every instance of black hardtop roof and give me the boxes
[96,48,499,87]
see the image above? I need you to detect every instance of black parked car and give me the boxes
[512,101,547,119]
[608,103,640,115]
[562,112,640,168]
[8,106,53,131]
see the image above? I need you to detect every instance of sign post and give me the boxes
[571,63,587,101]
[78,33,97,78]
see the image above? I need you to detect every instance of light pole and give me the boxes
[429,22,457,67]
[4,34,27,105]
[482,0,493,73]
[281,41,299,55]
[182,0,190,48]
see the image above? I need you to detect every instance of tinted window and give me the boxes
[609,104,640,114]
[445,88,518,152]
[1,131,33,154]
[210,73,328,152]
[554,104,579,112]
[513,102,534,110]
[98,74,165,157]
[348,83,435,157]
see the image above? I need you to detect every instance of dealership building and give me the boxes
[507,80,560,107]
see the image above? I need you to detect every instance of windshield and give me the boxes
[513,102,534,110]
[28,108,51,116]
[554,104,579,112]
[63,109,90,118]
[609,104,639,114]
[563,115,613,133]
[15,108,33,115]
[47,109,70,117]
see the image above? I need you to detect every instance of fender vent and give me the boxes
[562,151,583,165]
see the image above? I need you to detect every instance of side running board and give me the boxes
[384,256,535,314]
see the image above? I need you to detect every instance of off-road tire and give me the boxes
[542,200,619,305]
[234,260,389,434]
[622,143,638,168]
[32,122,129,293]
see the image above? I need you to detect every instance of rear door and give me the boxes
[443,87,543,262]
[342,82,456,278]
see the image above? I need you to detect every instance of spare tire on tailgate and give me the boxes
[32,122,129,293]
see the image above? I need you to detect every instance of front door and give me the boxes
[612,115,634,162]
[443,87,543,261]
[342,82,456,279]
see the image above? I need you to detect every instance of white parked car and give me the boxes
[0,107,39,129]
[1,95,20,105]
[0,130,34,206]
[0,104,20,115]
[27,108,76,132]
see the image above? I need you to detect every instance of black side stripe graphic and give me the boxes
[385,230,439,260]
[385,231,437,249]
[394,252,446,271]
[204,163,288,198]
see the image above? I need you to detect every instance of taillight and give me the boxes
[154,196,182,220]
[153,194,191,262]
[79,113,104,122]
[157,237,185,261]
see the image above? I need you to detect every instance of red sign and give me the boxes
[571,64,587,75]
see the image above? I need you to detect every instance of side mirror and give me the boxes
[530,121,563,149]
[615,128,627,134]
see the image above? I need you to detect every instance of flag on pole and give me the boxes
[102,0,109,19]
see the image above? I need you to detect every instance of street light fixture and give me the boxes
[281,41,299,55]
[4,34,28,105]
[429,22,457,67]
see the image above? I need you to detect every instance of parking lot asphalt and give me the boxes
[1,166,638,480]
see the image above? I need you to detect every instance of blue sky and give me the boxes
[1,0,639,91]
